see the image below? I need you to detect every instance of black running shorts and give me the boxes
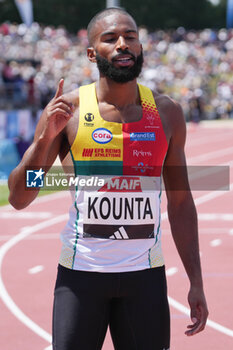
[52,264,170,350]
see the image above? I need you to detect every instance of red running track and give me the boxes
[0,122,233,349]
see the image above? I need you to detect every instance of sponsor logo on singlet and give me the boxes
[99,176,142,192]
[131,162,154,173]
[147,114,155,125]
[133,150,152,157]
[82,148,94,157]
[92,128,113,144]
[130,132,155,141]
[84,113,95,127]
[85,113,94,122]
[82,148,121,158]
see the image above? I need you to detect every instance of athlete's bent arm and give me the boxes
[8,79,73,210]
[162,101,208,336]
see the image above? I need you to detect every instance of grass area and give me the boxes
[0,166,66,207]
[0,184,10,206]
[0,183,57,207]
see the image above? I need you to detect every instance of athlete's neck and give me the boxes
[96,77,140,109]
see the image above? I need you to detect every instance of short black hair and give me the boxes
[87,7,137,46]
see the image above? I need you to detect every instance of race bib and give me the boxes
[82,176,160,240]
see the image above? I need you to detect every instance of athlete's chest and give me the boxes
[64,84,168,176]
[71,111,167,177]
[98,103,143,124]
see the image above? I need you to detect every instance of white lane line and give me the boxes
[229,229,233,236]
[20,226,32,233]
[28,265,44,275]
[0,233,59,242]
[161,184,233,222]
[44,346,52,350]
[194,185,233,206]
[210,239,222,247]
[0,214,68,344]
[0,212,53,219]
[186,128,233,148]
[168,296,233,337]
[198,213,233,221]
[27,233,59,240]
[188,146,233,163]
[187,164,231,190]
[186,159,232,193]
[0,191,70,211]
[193,228,232,235]
[166,267,178,276]
[34,191,71,205]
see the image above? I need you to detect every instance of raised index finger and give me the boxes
[54,79,64,99]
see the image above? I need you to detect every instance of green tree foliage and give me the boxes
[0,0,21,24]
[123,0,226,29]
[32,0,106,32]
[0,0,227,31]
[0,0,106,32]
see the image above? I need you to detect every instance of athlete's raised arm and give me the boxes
[8,79,74,209]
[162,99,209,336]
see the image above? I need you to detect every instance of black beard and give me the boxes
[96,50,143,83]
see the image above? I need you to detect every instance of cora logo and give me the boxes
[92,128,113,144]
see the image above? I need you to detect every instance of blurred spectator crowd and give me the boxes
[0,21,233,121]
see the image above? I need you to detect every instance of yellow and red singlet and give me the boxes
[59,83,168,272]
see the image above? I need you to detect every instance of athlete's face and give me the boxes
[87,13,143,83]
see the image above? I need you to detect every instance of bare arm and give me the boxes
[8,79,74,209]
[162,101,208,336]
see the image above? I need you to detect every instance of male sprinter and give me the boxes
[8,7,208,350]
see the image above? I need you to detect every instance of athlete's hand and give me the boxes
[42,79,74,140]
[185,286,208,336]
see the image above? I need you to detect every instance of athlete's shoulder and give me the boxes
[153,91,184,124]
[62,87,79,108]
[149,90,186,143]
[152,90,180,112]
[65,82,96,106]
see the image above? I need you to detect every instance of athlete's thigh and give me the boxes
[110,267,170,350]
[52,265,110,350]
